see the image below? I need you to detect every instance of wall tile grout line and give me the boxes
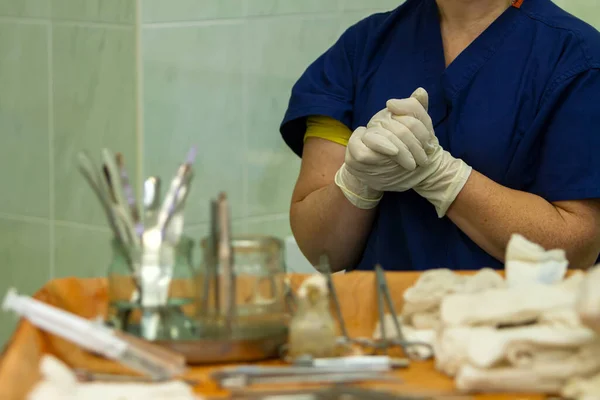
[47,13,55,279]
[53,220,111,233]
[52,221,111,233]
[51,21,134,30]
[135,0,145,199]
[0,15,46,25]
[241,10,249,234]
[141,10,342,29]
[0,212,51,225]
[0,15,132,29]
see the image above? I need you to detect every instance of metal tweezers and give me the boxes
[320,256,433,361]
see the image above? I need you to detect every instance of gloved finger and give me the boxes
[392,115,438,156]
[369,107,435,160]
[379,116,430,147]
[386,97,434,134]
[379,129,419,170]
[390,115,435,152]
[361,129,399,157]
[345,158,396,176]
[376,122,426,168]
[410,87,429,111]
[347,127,390,165]
[366,108,390,129]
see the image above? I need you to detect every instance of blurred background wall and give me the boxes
[0,0,136,343]
[0,0,597,344]
[0,0,398,345]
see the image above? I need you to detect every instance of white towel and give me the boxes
[577,265,600,334]
[410,310,440,330]
[27,355,199,400]
[563,373,600,400]
[402,268,504,329]
[440,284,577,327]
[464,325,596,369]
[434,326,492,377]
[402,269,464,316]
[455,340,600,394]
[505,234,568,288]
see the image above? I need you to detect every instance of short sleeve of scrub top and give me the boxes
[280,18,364,156]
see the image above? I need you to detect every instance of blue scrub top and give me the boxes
[280,0,600,271]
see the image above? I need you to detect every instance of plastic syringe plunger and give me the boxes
[2,288,186,380]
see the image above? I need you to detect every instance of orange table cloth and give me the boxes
[0,272,545,400]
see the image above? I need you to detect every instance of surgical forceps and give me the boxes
[320,257,433,361]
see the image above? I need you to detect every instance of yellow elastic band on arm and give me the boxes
[304,115,352,147]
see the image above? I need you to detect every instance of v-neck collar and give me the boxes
[419,0,525,125]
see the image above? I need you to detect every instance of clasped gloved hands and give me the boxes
[334,88,472,217]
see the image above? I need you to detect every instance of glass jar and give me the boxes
[106,236,198,341]
[196,235,288,339]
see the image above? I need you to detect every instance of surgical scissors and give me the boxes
[372,265,433,360]
[320,257,433,361]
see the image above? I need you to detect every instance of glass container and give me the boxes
[106,236,198,341]
[196,235,288,340]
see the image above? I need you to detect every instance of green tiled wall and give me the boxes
[0,0,396,348]
[554,0,600,27]
[1,0,596,346]
[141,1,400,239]
[0,0,136,345]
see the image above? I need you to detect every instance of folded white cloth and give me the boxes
[559,271,586,291]
[28,356,199,400]
[440,284,577,328]
[437,330,600,393]
[418,235,592,396]
[452,268,506,293]
[402,269,464,316]
[456,340,600,394]
[434,327,491,377]
[560,266,600,400]
[505,234,568,288]
[563,372,600,400]
[465,325,596,369]
[410,310,440,330]
[402,268,504,330]
[434,273,594,383]
[577,265,600,334]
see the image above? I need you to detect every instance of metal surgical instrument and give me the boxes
[320,257,433,361]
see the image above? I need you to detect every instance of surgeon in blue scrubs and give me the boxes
[280,0,600,272]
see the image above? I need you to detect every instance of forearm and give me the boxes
[447,170,600,268]
[290,182,376,272]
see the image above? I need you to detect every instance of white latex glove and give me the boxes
[369,88,472,217]
[334,89,435,209]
